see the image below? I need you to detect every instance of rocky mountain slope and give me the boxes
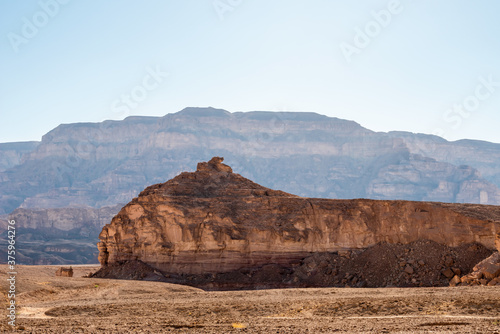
[94,157,500,289]
[3,107,500,265]
[0,206,120,264]
[0,141,39,172]
[2,108,500,217]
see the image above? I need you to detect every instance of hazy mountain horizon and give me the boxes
[1,107,500,217]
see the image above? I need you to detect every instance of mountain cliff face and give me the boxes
[0,141,39,172]
[2,108,500,265]
[388,132,500,189]
[1,108,500,217]
[0,206,120,264]
[97,158,500,276]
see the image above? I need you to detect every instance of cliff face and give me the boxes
[0,206,120,264]
[97,158,500,275]
[7,206,120,231]
[0,141,39,172]
[388,132,500,189]
[2,108,500,216]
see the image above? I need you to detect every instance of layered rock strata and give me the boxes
[1,206,120,265]
[97,157,500,276]
[3,108,500,217]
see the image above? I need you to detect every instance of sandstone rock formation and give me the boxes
[97,158,500,279]
[454,232,500,286]
[497,231,500,251]
[55,266,73,277]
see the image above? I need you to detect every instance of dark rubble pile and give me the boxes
[90,240,494,290]
[454,252,500,286]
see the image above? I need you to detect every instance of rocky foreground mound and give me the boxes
[94,157,500,289]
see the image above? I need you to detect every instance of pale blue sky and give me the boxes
[1,0,500,143]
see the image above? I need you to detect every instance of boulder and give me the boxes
[473,252,500,280]
[449,275,461,287]
[457,252,500,285]
[405,266,414,274]
[55,266,73,277]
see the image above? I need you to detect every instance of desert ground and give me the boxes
[1,265,500,333]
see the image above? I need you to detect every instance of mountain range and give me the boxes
[2,107,500,264]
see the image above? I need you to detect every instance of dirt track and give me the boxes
[1,265,500,333]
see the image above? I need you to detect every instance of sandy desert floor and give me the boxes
[1,265,500,333]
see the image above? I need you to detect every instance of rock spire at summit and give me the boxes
[196,157,233,173]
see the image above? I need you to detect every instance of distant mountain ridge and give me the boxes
[0,141,39,172]
[2,107,500,265]
[1,107,500,217]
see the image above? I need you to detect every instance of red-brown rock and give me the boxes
[449,275,461,287]
[457,251,500,285]
[442,268,454,279]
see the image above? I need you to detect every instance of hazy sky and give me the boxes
[1,0,500,143]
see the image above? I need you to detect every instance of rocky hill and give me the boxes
[93,157,500,289]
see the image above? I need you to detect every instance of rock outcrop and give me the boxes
[455,232,500,286]
[97,158,500,279]
[55,266,73,277]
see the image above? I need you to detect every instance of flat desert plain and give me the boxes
[1,265,500,333]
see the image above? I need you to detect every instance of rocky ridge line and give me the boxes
[453,232,500,286]
[94,157,500,289]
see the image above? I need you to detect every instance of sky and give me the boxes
[1,0,500,143]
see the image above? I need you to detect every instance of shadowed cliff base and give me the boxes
[91,240,495,290]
